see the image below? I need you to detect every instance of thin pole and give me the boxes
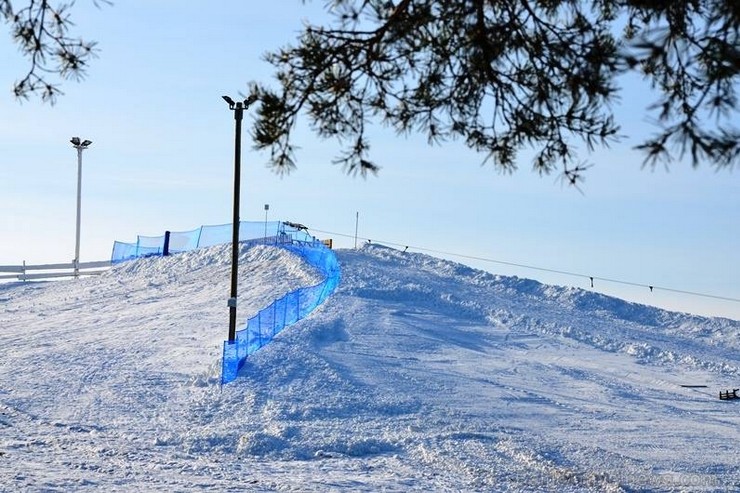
[228,102,244,342]
[354,211,359,249]
[74,147,83,278]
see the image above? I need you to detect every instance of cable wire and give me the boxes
[307,227,740,304]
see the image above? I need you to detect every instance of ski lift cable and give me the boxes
[308,227,740,304]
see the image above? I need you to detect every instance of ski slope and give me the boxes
[1,243,738,492]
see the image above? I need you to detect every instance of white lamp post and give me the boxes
[70,137,92,278]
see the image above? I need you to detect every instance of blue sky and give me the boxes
[1,1,738,319]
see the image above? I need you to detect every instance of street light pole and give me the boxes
[223,95,258,343]
[264,203,269,243]
[70,137,92,278]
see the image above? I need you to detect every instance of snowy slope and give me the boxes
[1,243,738,492]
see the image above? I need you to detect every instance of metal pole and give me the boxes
[70,137,91,277]
[222,94,258,345]
[74,147,83,278]
[354,211,359,249]
[228,102,244,343]
[264,204,269,243]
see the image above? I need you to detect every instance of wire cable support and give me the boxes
[307,227,740,305]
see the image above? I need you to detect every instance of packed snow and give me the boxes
[1,242,738,492]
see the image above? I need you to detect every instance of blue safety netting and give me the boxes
[221,240,340,384]
[110,221,340,385]
[111,221,284,263]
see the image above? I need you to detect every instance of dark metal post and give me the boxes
[228,102,244,342]
[222,94,258,343]
[163,231,171,257]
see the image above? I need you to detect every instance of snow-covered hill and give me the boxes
[1,243,738,492]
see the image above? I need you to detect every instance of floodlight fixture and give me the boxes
[244,94,259,108]
[222,95,235,108]
[71,137,92,149]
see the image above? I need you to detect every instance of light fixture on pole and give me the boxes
[223,94,259,343]
[264,204,270,243]
[70,137,92,278]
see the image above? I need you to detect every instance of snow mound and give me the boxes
[1,242,738,492]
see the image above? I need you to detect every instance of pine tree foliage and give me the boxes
[250,0,739,180]
[3,1,738,180]
[1,0,109,103]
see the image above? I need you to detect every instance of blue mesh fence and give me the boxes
[111,221,284,263]
[110,221,340,385]
[168,228,201,253]
[221,241,341,384]
[111,239,163,262]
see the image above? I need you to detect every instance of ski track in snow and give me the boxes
[1,243,738,492]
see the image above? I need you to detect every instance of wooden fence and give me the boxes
[0,260,111,282]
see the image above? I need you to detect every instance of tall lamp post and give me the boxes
[222,95,258,342]
[264,203,269,243]
[70,137,92,278]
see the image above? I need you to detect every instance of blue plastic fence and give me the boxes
[110,221,341,385]
[111,221,285,262]
[221,241,340,384]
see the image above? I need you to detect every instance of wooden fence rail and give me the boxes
[0,260,111,281]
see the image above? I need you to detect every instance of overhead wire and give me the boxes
[306,226,740,304]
